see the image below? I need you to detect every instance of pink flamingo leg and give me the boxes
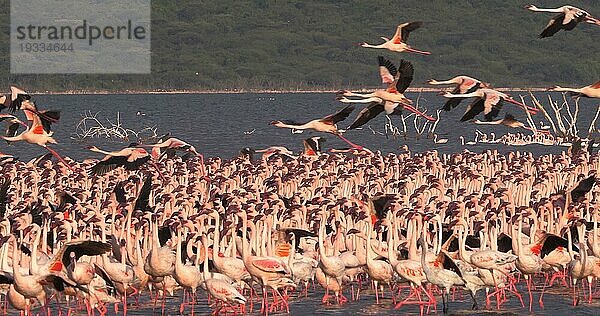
[44,145,74,171]
[336,134,363,150]
[405,47,432,55]
[403,104,436,121]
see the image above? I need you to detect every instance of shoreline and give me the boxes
[30,87,551,95]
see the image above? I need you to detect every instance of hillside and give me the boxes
[2,0,599,91]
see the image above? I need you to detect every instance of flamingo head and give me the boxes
[546,86,560,91]
[524,4,537,10]
[426,79,438,85]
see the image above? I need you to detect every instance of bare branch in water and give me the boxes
[71,111,160,144]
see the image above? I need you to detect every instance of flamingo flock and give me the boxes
[0,2,599,316]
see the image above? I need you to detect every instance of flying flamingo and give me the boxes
[1,111,73,171]
[548,81,600,99]
[360,22,431,55]
[143,137,202,161]
[338,57,435,122]
[9,86,60,129]
[427,76,490,110]
[443,88,538,121]
[473,113,550,134]
[269,105,364,150]
[525,5,600,38]
[87,145,165,180]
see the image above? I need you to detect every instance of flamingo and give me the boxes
[419,216,465,313]
[210,211,251,287]
[287,232,316,297]
[143,137,202,161]
[525,5,600,38]
[8,86,60,127]
[316,212,347,304]
[87,145,165,180]
[427,76,490,110]
[360,21,431,55]
[473,113,549,134]
[338,57,436,122]
[443,88,538,121]
[364,223,393,304]
[1,111,73,171]
[238,211,288,315]
[548,81,600,99]
[269,105,364,150]
[200,234,247,315]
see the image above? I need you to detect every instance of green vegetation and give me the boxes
[1,0,599,91]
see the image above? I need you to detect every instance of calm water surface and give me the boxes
[12,91,599,161]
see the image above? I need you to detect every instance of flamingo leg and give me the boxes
[403,104,436,121]
[336,134,363,150]
[43,145,74,171]
[405,47,432,55]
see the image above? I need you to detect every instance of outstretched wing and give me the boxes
[540,13,567,38]
[90,156,128,176]
[394,59,414,93]
[347,102,385,130]
[460,98,485,122]
[398,21,423,43]
[60,240,112,266]
[320,105,354,125]
[378,56,397,84]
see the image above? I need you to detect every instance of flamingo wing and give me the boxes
[398,21,423,44]
[571,175,596,202]
[442,86,466,111]
[58,240,112,266]
[500,113,522,128]
[252,258,286,273]
[347,102,385,130]
[302,137,324,155]
[590,80,600,89]
[483,95,503,121]
[540,234,571,258]
[134,176,153,212]
[112,181,127,204]
[90,155,129,176]
[378,56,397,84]
[5,122,21,138]
[9,86,31,113]
[460,79,481,94]
[320,105,354,125]
[394,59,414,93]
[540,13,569,38]
[460,98,485,122]
[436,251,462,278]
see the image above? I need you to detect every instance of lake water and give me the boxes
[9,91,599,161]
[6,92,600,315]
